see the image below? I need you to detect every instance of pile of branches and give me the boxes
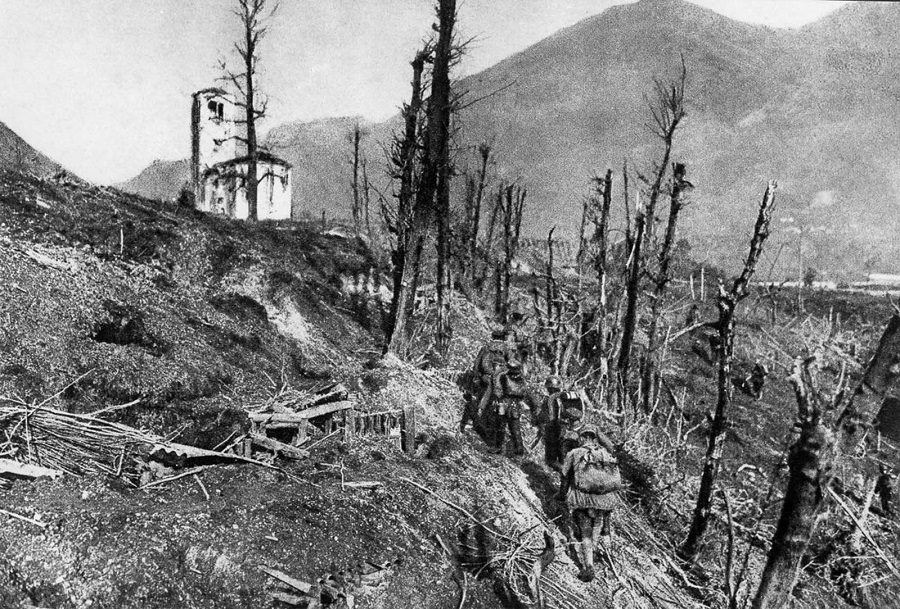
[0,396,159,483]
[460,523,580,609]
[402,477,584,609]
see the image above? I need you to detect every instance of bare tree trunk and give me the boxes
[385,49,428,343]
[498,184,526,324]
[591,170,613,384]
[388,0,455,357]
[641,163,690,413]
[753,313,900,607]
[430,0,457,356]
[436,158,452,354]
[750,357,835,609]
[681,181,777,563]
[617,192,647,390]
[361,158,373,243]
[478,186,502,293]
[466,144,491,291]
[350,124,362,233]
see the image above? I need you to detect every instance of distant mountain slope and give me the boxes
[116,158,190,201]
[120,0,900,277]
[0,121,70,178]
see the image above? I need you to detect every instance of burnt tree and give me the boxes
[349,123,367,234]
[751,355,837,609]
[387,0,456,356]
[463,143,492,293]
[752,315,900,608]
[384,46,430,342]
[617,61,686,392]
[681,180,777,563]
[219,0,278,221]
[496,183,526,324]
[640,162,691,412]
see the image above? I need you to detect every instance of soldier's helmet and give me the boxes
[545,375,563,390]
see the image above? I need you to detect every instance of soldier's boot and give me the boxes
[578,539,595,582]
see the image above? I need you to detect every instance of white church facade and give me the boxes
[190,88,292,221]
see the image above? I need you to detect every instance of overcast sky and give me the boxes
[0,0,848,184]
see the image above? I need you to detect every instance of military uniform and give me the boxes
[490,366,528,455]
[558,425,620,583]
[545,388,593,469]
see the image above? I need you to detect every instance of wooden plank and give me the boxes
[259,566,313,594]
[0,459,63,480]
[294,420,308,446]
[249,434,309,460]
[248,401,352,424]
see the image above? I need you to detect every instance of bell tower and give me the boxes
[190,88,236,206]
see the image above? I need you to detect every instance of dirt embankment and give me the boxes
[0,171,710,609]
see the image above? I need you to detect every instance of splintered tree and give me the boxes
[680,180,778,563]
[219,0,278,221]
[617,60,687,392]
[461,143,492,293]
[575,170,614,384]
[640,162,692,412]
[495,183,526,324]
[751,355,838,609]
[752,315,900,608]
[349,122,370,235]
[387,0,456,356]
[384,46,430,342]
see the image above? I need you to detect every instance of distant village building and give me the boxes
[190,88,292,220]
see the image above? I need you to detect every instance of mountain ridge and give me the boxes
[118,0,900,277]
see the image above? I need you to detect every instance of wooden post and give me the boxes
[296,419,308,446]
[690,274,696,300]
[342,411,352,443]
[402,406,416,454]
[701,266,706,301]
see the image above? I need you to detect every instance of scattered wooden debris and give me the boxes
[0,458,62,480]
[0,396,296,487]
[249,434,309,460]
[0,507,47,528]
[23,248,70,272]
[342,481,382,490]
[259,566,313,594]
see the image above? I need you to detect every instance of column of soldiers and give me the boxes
[461,327,624,582]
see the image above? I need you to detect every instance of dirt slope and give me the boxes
[0,170,706,609]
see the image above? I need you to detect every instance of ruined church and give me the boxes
[190,88,292,220]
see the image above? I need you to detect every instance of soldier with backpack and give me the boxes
[490,362,529,455]
[539,376,564,464]
[557,424,621,582]
[544,385,592,470]
[473,328,513,419]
